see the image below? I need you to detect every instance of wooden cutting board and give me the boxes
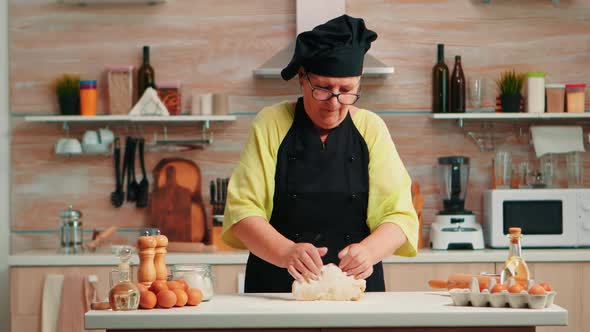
[148,158,209,244]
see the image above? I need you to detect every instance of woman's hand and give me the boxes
[282,243,328,281]
[338,243,375,280]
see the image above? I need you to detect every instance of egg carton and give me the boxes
[449,277,556,309]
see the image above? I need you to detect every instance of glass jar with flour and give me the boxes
[172,264,214,301]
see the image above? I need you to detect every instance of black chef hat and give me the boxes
[281,14,377,81]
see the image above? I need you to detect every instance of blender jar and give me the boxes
[437,156,470,213]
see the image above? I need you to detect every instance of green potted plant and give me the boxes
[496,69,525,113]
[53,74,80,115]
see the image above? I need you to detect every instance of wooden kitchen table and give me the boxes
[84,292,567,332]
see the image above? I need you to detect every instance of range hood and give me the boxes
[253,0,394,78]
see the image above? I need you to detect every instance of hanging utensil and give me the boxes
[126,137,138,202]
[110,137,124,207]
[216,178,222,216]
[122,136,131,202]
[221,177,228,215]
[210,180,216,215]
[136,138,149,208]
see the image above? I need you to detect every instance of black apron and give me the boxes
[244,97,385,292]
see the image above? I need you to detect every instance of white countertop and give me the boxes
[9,248,590,267]
[84,292,567,329]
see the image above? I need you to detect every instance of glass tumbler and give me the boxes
[540,154,557,188]
[566,151,583,188]
[517,161,533,189]
[494,151,512,189]
[469,77,483,110]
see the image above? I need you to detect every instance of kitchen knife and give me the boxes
[221,177,228,214]
[216,178,222,215]
[210,180,216,215]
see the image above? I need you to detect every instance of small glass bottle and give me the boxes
[449,55,466,113]
[432,43,449,113]
[109,247,140,311]
[500,227,530,287]
[80,80,97,116]
[137,45,156,100]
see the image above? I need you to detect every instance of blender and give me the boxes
[430,156,484,250]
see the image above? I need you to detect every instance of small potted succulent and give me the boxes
[53,74,80,115]
[496,69,525,113]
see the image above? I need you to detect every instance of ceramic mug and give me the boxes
[83,130,100,145]
[55,138,82,154]
[98,128,115,145]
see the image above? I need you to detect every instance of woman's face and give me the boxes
[298,71,361,130]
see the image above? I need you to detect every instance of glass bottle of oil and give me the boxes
[109,246,140,311]
[500,227,530,287]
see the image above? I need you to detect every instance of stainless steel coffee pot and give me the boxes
[59,205,84,253]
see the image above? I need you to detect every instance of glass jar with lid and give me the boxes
[565,83,587,113]
[525,71,545,113]
[172,264,214,301]
[545,84,565,113]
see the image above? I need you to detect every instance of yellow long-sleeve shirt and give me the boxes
[222,101,418,257]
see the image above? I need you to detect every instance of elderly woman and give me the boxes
[222,15,418,293]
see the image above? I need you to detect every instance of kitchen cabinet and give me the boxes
[211,265,246,294]
[9,264,245,332]
[10,266,114,332]
[383,263,494,291]
[494,262,587,332]
[10,262,588,332]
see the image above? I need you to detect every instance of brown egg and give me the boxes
[176,279,189,292]
[529,285,547,295]
[167,280,184,291]
[173,289,188,307]
[491,284,508,293]
[150,280,168,294]
[136,283,149,293]
[157,290,177,309]
[139,291,157,309]
[186,288,203,306]
[538,282,553,292]
[508,284,525,294]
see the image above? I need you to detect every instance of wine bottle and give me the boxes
[432,44,449,113]
[450,55,466,113]
[137,45,156,100]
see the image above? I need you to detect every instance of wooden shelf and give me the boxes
[433,112,590,121]
[60,0,166,5]
[23,115,236,123]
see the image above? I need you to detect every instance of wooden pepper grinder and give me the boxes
[154,230,169,281]
[137,231,157,285]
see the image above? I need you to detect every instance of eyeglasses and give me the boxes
[305,73,361,105]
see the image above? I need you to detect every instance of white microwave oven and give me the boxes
[483,189,590,248]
